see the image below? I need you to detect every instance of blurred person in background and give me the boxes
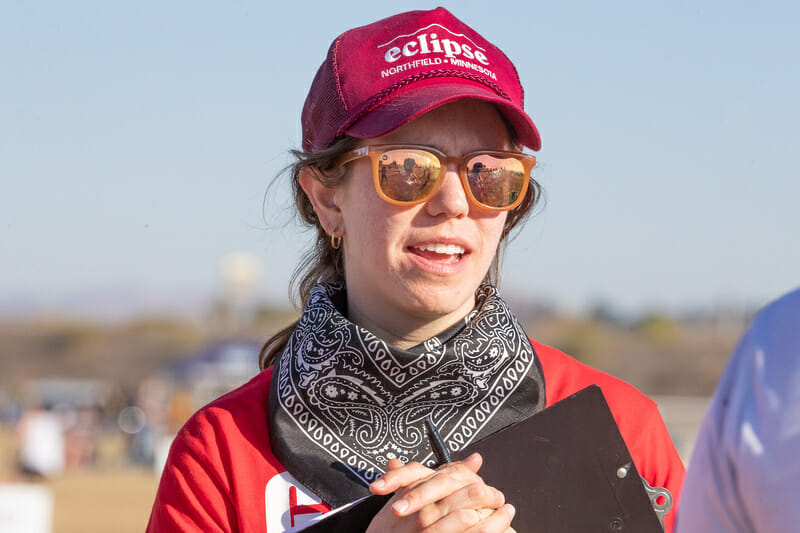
[148,8,684,532]
[676,287,800,533]
[17,403,64,478]
[63,406,100,469]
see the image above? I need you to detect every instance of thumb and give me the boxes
[385,458,405,471]
[460,452,483,473]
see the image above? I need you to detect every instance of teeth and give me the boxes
[415,243,465,255]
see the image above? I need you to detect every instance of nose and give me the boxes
[425,164,469,218]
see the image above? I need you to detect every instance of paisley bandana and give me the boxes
[268,282,545,508]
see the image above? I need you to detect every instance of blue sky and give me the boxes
[2,1,798,317]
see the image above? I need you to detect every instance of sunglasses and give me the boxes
[338,144,536,211]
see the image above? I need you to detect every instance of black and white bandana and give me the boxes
[268,282,545,508]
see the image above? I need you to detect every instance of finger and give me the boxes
[464,503,516,532]
[370,452,484,494]
[419,505,500,532]
[421,507,485,531]
[460,452,483,474]
[413,482,505,528]
[385,458,405,471]
[391,462,491,517]
[434,482,505,515]
[369,461,435,495]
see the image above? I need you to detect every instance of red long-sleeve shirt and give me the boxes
[147,340,684,532]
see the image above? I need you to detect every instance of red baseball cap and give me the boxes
[301,7,541,152]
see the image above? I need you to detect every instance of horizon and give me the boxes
[0,279,761,325]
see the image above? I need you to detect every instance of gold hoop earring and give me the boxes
[331,232,342,250]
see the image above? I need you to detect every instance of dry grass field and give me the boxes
[43,469,158,533]
[1,429,159,533]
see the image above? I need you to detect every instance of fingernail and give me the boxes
[370,478,386,490]
[507,504,516,517]
[392,499,409,514]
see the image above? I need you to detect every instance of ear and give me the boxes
[298,167,343,235]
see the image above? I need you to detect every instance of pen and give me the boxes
[425,416,452,467]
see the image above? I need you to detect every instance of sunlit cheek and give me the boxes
[480,217,507,254]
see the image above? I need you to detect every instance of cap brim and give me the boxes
[345,80,541,151]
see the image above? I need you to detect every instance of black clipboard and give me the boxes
[298,385,665,532]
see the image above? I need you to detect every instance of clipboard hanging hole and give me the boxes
[608,517,624,531]
[640,476,673,529]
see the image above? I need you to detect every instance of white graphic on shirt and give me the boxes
[264,471,326,532]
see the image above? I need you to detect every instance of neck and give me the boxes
[345,293,477,350]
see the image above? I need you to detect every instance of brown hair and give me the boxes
[259,131,543,369]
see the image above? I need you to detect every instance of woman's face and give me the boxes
[333,100,512,346]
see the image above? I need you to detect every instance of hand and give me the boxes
[365,453,516,532]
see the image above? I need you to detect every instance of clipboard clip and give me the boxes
[640,476,672,530]
[617,462,672,530]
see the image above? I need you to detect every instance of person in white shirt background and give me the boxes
[677,287,800,533]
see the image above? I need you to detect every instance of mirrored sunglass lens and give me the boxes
[376,149,440,202]
[466,155,526,207]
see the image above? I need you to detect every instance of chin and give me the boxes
[402,279,479,318]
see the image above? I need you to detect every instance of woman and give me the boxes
[148,8,684,532]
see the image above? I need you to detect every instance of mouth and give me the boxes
[409,243,466,264]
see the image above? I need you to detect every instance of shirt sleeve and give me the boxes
[146,418,238,532]
[532,340,685,532]
[615,390,685,533]
[676,289,800,533]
